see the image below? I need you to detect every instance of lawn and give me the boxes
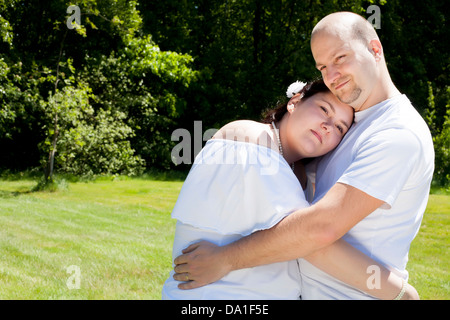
[0,176,181,299]
[0,176,448,299]
[408,192,449,299]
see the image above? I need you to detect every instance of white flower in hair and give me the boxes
[286,80,306,98]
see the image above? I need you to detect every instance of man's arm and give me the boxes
[304,239,419,299]
[173,183,384,289]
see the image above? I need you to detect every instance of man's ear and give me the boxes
[370,39,383,61]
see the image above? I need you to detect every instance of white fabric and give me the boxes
[162,139,308,300]
[299,94,435,300]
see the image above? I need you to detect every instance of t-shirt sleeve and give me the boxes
[337,128,420,208]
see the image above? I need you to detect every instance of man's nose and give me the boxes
[325,65,341,85]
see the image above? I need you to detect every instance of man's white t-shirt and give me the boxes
[299,94,434,299]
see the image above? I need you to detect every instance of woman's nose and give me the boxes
[321,121,333,133]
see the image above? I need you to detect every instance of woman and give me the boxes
[162,79,415,300]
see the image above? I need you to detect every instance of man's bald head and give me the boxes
[310,12,397,112]
[311,12,379,46]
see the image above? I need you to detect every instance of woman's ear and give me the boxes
[287,93,302,113]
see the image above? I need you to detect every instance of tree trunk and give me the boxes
[44,30,67,182]
[44,114,59,182]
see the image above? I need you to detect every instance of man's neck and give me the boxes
[354,79,401,112]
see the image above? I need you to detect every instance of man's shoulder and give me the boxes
[358,95,431,149]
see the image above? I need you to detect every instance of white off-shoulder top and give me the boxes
[162,139,309,300]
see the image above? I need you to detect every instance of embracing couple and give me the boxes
[162,12,434,300]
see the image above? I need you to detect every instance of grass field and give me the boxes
[0,175,448,299]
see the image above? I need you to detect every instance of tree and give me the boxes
[0,0,448,185]
[425,83,450,186]
[0,0,199,177]
[141,0,449,183]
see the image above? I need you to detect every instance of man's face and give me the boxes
[311,31,379,111]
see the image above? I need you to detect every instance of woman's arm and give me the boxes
[305,239,419,300]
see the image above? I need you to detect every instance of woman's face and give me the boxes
[284,91,354,159]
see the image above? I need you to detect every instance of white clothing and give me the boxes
[299,94,434,299]
[162,139,308,300]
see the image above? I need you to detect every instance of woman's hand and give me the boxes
[401,283,420,300]
[173,240,232,290]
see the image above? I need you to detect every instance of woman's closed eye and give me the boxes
[320,106,329,114]
[321,106,346,134]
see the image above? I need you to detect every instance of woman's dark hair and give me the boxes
[262,78,330,123]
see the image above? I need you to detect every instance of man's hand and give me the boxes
[173,240,232,290]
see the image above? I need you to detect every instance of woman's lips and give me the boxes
[311,130,322,143]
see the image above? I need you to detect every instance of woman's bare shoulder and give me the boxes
[213,120,277,151]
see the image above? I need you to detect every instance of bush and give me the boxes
[40,85,144,178]
[425,83,450,186]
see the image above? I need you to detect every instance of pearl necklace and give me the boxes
[272,121,295,171]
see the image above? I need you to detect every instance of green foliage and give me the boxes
[426,85,450,186]
[32,175,69,192]
[0,0,198,176]
[0,58,40,139]
[39,85,144,177]
[80,35,199,169]
[0,0,13,46]
[0,0,448,184]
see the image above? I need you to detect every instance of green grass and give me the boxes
[0,176,448,299]
[0,176,182,299]
[408,193,449,300]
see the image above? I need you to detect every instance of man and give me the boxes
[173,12,434,299]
